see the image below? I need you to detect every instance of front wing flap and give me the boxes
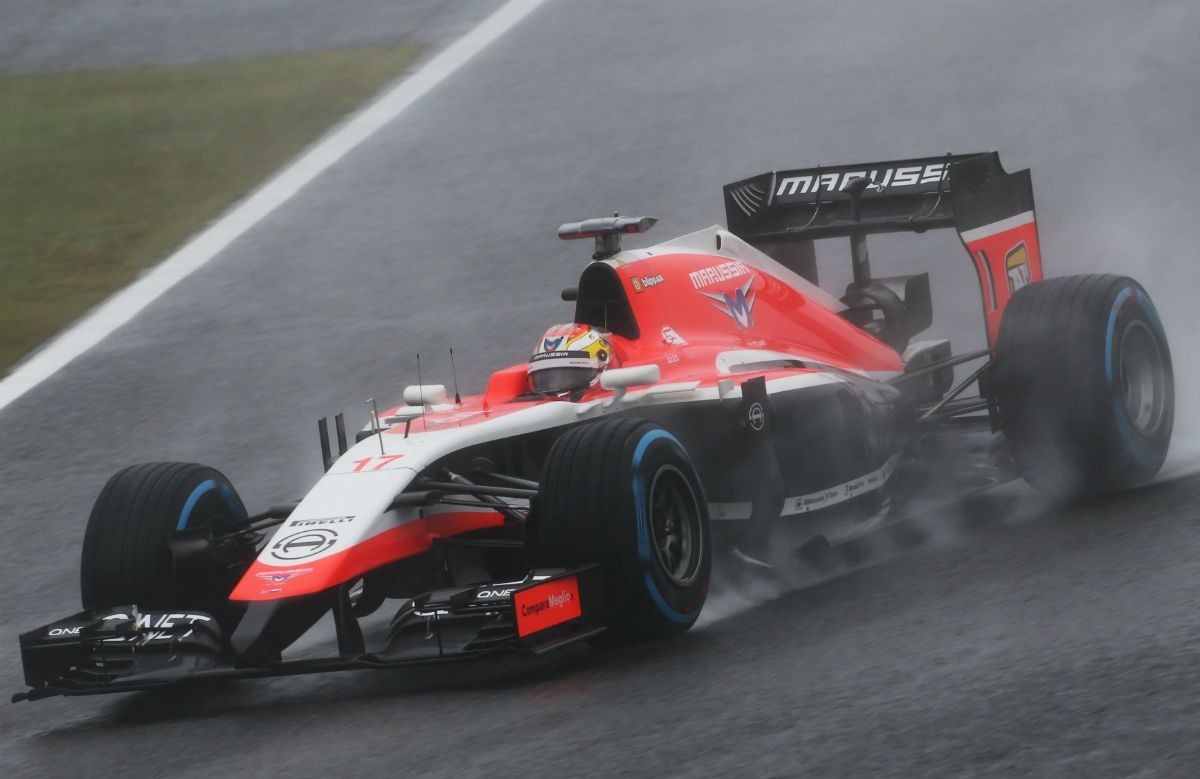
[18,607,225,693]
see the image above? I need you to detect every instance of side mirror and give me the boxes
[600,365,660,396]
[403,384,447,406]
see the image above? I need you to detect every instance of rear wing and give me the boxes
[723,152,1043,344]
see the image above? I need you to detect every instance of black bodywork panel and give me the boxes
[634,372,909,506]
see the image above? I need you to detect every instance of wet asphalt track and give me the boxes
[2,1,1199,776]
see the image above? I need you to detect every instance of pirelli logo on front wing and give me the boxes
[513,575,582,637]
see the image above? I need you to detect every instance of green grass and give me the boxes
[0,45,423,373]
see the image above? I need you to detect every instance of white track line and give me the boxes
[0,0,549,414]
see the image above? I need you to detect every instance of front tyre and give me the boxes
[532,418,711,641]
[993,274,1174,494]
[80,462,249,628]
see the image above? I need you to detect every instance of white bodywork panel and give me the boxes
[253,367,855,571]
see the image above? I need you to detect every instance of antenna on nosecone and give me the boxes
[364,397,384,455]
[449,348,462,405]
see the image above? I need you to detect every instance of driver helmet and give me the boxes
[529,323,614,394]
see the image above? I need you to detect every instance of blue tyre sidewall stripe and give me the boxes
[1103,287,1131,385]
[631,429,698,624]
[177,477,248,531]
[1104,286,1161,466]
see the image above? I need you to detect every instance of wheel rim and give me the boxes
[1118,319,1167,436]
[648,464,703,586]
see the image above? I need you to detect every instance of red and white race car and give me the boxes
[15,152,1174,701]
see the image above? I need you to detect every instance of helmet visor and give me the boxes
[529,366,597,394]
[528,350,599,394]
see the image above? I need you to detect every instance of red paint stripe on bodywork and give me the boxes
[231,511,506,601]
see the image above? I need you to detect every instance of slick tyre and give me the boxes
[993,274,1173,495]
[532,418,711,642]
[81,462,249,628]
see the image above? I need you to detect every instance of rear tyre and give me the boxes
[992,274,1173,495]
[80,462,249,628]
[532,418,711,642]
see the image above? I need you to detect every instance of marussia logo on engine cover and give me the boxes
[700,277,756,330]
[689,260,750,290]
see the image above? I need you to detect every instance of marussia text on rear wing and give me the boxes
[723,152,1043,343]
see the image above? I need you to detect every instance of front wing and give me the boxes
[14,567,604,702]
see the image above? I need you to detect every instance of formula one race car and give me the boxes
[15,152,1174,701]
